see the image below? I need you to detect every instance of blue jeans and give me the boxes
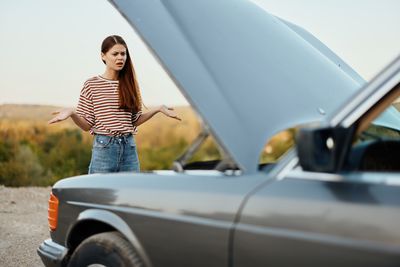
[88,134,140,174]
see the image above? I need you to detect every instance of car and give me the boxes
[38,0,400,266]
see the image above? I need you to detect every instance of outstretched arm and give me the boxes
[134,105,181,126]
[48,108,92,131]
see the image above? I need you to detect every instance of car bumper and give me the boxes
[37,239,68,267]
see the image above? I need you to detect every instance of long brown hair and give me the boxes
[101,35,142,112]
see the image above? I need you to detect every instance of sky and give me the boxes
[0,0,399,107]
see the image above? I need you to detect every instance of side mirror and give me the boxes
[296,126,352,173]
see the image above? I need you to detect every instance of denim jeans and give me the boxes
[88,134,140,174]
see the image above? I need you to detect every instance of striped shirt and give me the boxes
[76,75,142,136]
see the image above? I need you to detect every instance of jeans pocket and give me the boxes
[128,136,136,148]
[93,135,113,148]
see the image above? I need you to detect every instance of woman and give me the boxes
[48,35,180,173]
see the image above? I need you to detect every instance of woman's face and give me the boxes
[102,44,127,71]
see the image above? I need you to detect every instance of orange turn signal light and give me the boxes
[48,192,59,232]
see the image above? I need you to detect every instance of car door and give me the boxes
[233,166,400,267]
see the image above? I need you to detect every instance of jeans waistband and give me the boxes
[94,133,132,143]
[93,133,134,146]
[94,133,132,137]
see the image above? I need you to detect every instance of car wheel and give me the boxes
[68,231,143,267]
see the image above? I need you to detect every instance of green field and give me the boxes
[0,104,219,186]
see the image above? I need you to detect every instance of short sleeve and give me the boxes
[76,81,95,127]
[132,110,142,124]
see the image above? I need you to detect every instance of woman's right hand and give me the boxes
[48,108,74,124]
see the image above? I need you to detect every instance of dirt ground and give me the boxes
[0,186,51,267]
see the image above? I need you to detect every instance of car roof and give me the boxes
[110,0,363,173]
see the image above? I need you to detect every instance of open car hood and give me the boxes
[109,0,365,173]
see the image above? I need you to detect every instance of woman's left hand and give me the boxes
[158,105,181,121]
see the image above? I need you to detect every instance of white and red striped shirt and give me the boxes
[76,75,142,136]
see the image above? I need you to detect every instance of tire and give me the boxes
[68,231,143,267]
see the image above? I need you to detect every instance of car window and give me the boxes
[357,123,400,142]
[346,95,400,172]
[357,94,400,142]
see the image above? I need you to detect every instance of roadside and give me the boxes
[0,186,51,267]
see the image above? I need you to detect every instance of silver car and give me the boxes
[38,0,400,266]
